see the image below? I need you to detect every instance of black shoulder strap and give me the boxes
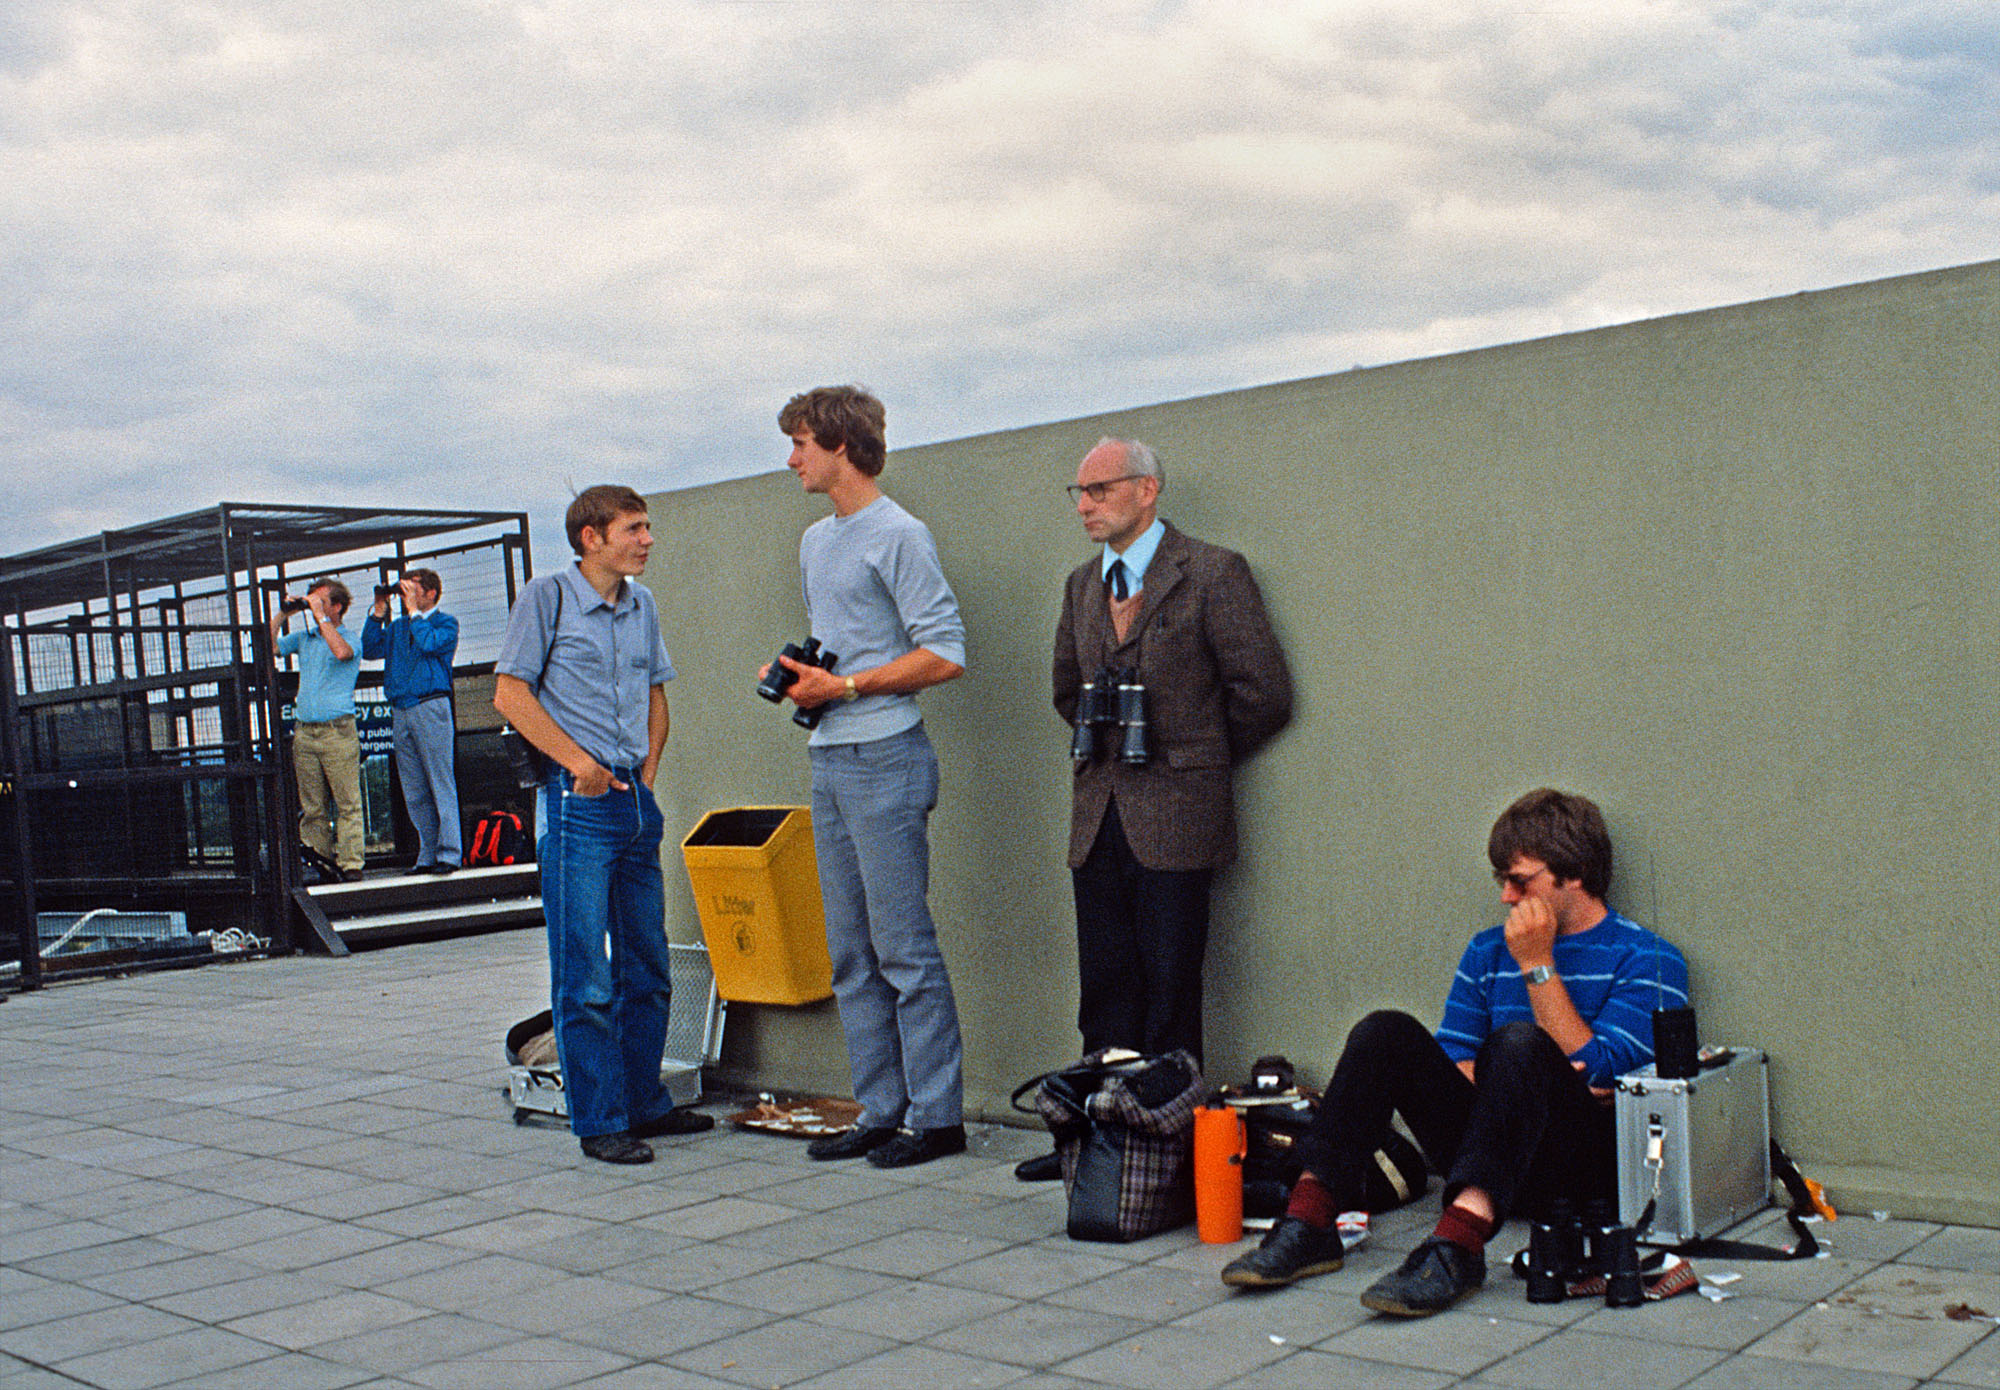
[1639,1140,1829,1262]
[534,575,565,690]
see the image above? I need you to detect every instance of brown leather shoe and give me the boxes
[807,1125,899,1161]
[580,1132,653,1165]
[631,1108,716,1138]
[1014,1150,1063,1182]
[866,1125,967,1169]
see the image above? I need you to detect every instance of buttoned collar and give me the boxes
[1101,518,1166,590]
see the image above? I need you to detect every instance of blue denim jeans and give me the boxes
[809,723,964,1131]
[539,769,673,1139]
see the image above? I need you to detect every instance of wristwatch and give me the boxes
[1524,964,1555,987]
[840,676,859,702]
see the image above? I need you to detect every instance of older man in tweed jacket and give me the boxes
[1054,437,1293,1062]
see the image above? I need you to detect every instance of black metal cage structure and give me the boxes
[0,503,530,989]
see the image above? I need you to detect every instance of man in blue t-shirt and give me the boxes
[272,578,364,880]
[1221,788,1689,1318]
[762,385,969,1171]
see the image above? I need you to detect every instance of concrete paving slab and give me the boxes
[51,1324,279,1390]
[790,1341,1030,1388]
[927,1301,1151,1369]
[1054,1320,1291,1389]
[806,1278,1019,1341]
[561,1294,773,1361]
[666,1319,897,1386]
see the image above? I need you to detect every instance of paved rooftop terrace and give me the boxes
[4,932,1999,1389]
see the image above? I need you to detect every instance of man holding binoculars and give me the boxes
[270,578,363,881]
[768,385,969,1171]
[1020,439,1292,1182]
[364,568,461,874]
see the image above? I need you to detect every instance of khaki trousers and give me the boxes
[294,716,364,871]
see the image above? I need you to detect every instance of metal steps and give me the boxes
[295,863,541,953]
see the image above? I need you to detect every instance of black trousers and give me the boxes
[1296,1010,1617,1226]
[1070,798,1213,1066]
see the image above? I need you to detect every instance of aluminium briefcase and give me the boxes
[1614,1047,1770,1245]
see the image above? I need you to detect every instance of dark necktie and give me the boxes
[1108,559,1129,601]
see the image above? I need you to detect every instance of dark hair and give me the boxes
[566,485,649,556]
[1487,788,1613,898]
[778,385,887,477]
[307,577,351,615]
[404,567,443,600]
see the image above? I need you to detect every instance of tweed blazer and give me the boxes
[1054,524,1293,872]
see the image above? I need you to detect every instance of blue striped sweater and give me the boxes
[1435,910,1690,1088]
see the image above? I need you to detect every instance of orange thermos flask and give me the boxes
[1194,1102,1247,1243]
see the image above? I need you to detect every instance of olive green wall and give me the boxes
[646,258,2000,1224]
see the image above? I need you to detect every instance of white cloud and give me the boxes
[0,0,1994,568]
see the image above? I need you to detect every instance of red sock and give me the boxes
[1284,1172,1339,1230]
[1432,1202,1499,1254]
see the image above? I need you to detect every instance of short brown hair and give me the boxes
[307,577,351,615]
[1487,788,1613,898]
[566,484,648,556]
[778,385,887,477]
[404,567,442,600]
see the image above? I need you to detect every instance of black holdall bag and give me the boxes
[1012,1049,1208,1243]
[1227,1057,1428,1219]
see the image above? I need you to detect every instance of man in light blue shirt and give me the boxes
[767,385,969,1170]
[271,578,364,880]
[364,568,461,873]
[495,484,714,1165]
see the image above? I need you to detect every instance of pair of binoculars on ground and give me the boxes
[756,636,840,731]
[1070,666,1148,767]
[1522,1197,1645,1307]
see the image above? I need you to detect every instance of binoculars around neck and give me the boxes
[1070,666,1148,767]
[756,636,840,731]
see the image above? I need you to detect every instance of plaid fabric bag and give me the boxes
[1018,1049,1208,1242]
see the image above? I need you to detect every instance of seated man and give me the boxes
[1221,788,1688,1318]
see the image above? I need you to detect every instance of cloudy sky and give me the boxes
[3,0,1995,569]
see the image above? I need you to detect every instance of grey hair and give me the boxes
[1097,436,1164,486]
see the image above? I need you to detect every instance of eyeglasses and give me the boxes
[1493,866,1550,892]
[1066,475,1145,504]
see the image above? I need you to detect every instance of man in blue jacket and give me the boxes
[1220,788,1689,1318]
[364,568,461,874]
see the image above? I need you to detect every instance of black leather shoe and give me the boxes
[1360,1235,1486,1316]
[807,1125,899,1161]
[1015,1150,1063,1182]
[631,1108,716,1138]
[866,1124,968,1169]
[580,1132,654,1165]
[1220,1216,1345,1288]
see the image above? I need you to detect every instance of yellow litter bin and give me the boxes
[681,806,833,1005]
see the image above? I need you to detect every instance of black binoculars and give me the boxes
[281,596,311,614]
[756,636,840,731]
[374,583,398,601]
[1070,666,1148,767]
[1522,1197,1645,1308]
